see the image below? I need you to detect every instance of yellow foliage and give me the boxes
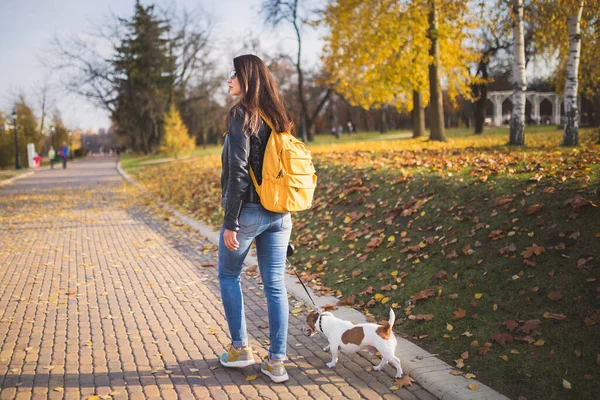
[534,1,600,95]
[160,104,195,159]
[320,0,477,111]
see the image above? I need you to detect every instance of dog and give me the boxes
[302,308,403,377]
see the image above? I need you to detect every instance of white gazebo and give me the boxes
[487,91,563,126]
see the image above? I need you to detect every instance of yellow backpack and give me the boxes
[249,112,317,213]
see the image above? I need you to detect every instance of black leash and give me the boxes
[287,243,322,313]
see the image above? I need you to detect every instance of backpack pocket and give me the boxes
[280,140,315,175]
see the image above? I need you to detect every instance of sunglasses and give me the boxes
[228,70,237,80]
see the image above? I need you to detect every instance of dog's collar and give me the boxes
[317,313,325,333]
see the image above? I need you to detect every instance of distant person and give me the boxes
[48,146,56,169]
[59,142,69,169]
[336,124,343,138]
[33,152,41,171]
[347,121,353,134]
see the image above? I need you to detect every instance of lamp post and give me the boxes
[68,130,73,160]
[12,108,21,170]
[50,125,55,149]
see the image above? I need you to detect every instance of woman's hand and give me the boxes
[223,229,240,251]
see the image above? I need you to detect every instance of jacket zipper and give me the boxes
[235,200,243,224]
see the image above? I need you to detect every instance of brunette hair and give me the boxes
[229,54,294,135]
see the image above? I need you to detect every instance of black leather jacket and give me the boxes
[221,109,271,231]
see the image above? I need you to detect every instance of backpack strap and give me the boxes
[259,110,279,134]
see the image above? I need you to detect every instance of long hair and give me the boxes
[229,54,294,136]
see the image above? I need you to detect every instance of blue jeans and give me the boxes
[218,203,292,361]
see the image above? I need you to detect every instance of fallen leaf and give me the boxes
[492,333,513,345]
[494,195,513,206]
[468,383,479,390]
[547,291,563,301]
[465,373,476,379]
[503,320,519,332]
[338,295,356,306]
[521,319,542,334]
[246,375,257,381]
[409,314,434,321]
[474,293,483,300]
[394,376,415,388]
[433,270,448,281]
[446,323,454,331]
[499,355,509,361]
[543,312,567,320]
[533,338,546,346]
[453,308,467,320]
[410,288,435,302]
[523,204,544,216]
[562,379,572,390]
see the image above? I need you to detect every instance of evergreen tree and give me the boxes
[112,1,175,154]
[161,104,195,159]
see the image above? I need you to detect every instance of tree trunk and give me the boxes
[291,13,310,142]
[306,89,332,138]
[380,107,388,133]
[473,61,489,134]
[509,0,526,146]
[562,1,584,147]
[428,0,446,142]
[412,90,425,137]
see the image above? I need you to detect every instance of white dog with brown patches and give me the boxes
[302,308,403,378]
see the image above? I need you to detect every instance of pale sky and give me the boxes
[0,0,325,131]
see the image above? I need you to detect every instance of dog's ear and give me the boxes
[306,312,319,331]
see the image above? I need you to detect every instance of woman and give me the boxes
[218,54,293,383]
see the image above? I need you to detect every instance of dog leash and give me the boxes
[287,243,322,313]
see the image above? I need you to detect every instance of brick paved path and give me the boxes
[0,158,436,400]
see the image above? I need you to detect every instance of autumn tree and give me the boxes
[0,112,12,168]
[534,0,600,146]
[160,104,195,159]
[471,1,512,134]
[261,0,332,142]
[320,0,476,140]
[50,110,70,151]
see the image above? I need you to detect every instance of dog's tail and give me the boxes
[388,308,396,327]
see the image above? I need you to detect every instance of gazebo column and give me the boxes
[494,97,503,126]
[553,96,562,124]
[533,96,540,124]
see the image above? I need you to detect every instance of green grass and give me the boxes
[125,125,599,400]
